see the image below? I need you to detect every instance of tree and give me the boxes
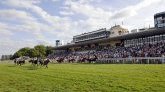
[19,47,31,56]
[28,48,39,58]
[12,47,30,59]
[12,52,21,59]
[34,45,46,58]
[12,45,54,59]
[46,46,54,56]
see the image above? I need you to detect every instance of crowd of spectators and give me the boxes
[48,41,165,62]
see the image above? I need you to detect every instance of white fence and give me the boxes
[96,57,165,64]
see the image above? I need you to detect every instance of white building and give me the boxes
[109,25,129,37]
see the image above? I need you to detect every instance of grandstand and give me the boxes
[49,12,165,64]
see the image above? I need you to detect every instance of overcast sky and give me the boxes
[0,0,165,57]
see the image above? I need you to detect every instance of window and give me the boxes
[163,34,165,40]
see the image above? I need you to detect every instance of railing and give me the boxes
[96,57,165,64]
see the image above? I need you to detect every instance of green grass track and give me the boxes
[0,62,165,92]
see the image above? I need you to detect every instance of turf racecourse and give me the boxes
[0,62,165,92]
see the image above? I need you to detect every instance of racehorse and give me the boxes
[87,55,98,63]
[68,58,75,63]
[78,57,87,63]
[38,59,43,66]
[56,57,64,63]
[43,59,51,68]
[14,58,25,66]
[14,59,17,64]
[29,59,43,66]
[29,59,38,65]
[18,60,25,66]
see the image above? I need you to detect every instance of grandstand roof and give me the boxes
[154,11,165,17]
[54,27,165,50]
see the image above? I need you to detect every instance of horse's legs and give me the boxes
[40,63,43,68]
[45,65,48,68]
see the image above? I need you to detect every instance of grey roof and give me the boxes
[154,11,165,16]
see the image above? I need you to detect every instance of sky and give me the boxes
[0,0,165,58]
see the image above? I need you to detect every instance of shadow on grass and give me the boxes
[7,64,39,70]
[7,65,17,67]
[22,65,39,70]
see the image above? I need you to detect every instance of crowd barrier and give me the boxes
[96,57,165,64]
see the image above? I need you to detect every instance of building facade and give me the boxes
[109,25,129,37]
[154,11,165,28]
[73,25,129,43]
[73,28,110,43]
[124,33,165,47]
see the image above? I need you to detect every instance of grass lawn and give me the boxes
[0,61,165,92]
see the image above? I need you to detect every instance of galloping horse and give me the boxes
[43,59,51,68]
[14,58,25,66]
[38,59,43,66]
[14,59,17,64]
[68,58,75,63]
[78,57,87,63]
[87,55,98,63]
[29,59,38,65]
[56,57,64,63]
[29,58,43,66]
